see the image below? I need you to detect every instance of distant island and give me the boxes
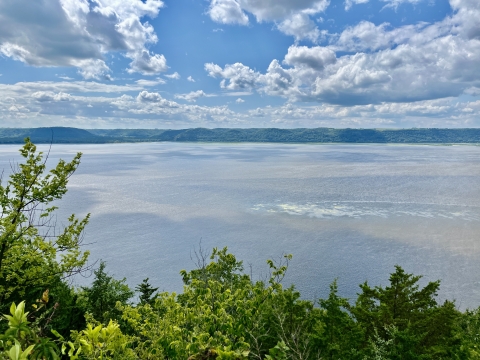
[1,127,480,144]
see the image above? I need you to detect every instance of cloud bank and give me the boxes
[0,0,479,129]
[205,0,480,105]
[0,0,167,79]
[208,0,330,41]
[1,80,479,128]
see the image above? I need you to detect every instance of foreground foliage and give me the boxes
[0,139,90,316]
[2,248,478,359]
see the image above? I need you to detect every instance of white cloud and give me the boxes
[32,91,72,102]
[1,0,479,128]
[276,14,321,43]
[127,51,168,75]
[205,62,260,90]
[208,0,249,25]
[381,0,423,9]
[331,21,430,52]
[0,43,36,64]
[344,0,369,11]
[1,79,479,128]
[208,0,330,41]
[284,45,336,70]
[0,81,145,94]
[245,99,480,127]
[136,91,178,108]
[0,0,167,78]
[71,59,111,80]
[236,0,330,22]
[0,80,242,127]
[206,0,480,105]
[165,72,181,79]
[112,91,237,124]
[259,60,301,98]
[223,91,253,96]
[465,87,480,96]
[187,76,196,82]
[449,0,480,41]
[135,78,166,86]
[175,90,215,102]
[235,98,245,103]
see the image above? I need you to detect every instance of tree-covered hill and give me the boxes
[1,127,480,144]
[0,127,103,144]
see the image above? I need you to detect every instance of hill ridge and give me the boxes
[1,127,479,144]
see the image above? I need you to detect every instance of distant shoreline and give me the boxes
[1,127,480,144]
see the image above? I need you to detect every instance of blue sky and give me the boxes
[0,0,479,129]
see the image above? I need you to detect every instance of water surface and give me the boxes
[1,143,479,308]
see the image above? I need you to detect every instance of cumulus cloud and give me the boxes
[0,0,167,78]
[1,0,479,128]
[205,62,260,90]
[175,90,216,102]
[187,76,196,82]
[111,91,237,124]
[136,91,178,107]
[32,91,72,102]
[206,0,480,105]
[235,98,245,103]
[165,72,181,79]
[235,0,330,22]
[449,0,480,40]
[283,45,336,70]
[276,14,321,42]
[260,60,301,98]
[208,0,249,25]
[127,51,168,75]
[331,21,431,52]
[71,59,112,80]
[208,0,330,41]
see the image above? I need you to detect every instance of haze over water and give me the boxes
[1,143,480,308]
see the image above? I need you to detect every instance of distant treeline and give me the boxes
[1,126,480,144]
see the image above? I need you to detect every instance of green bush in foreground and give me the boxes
[1,249,477,359]
[0,138,90,317]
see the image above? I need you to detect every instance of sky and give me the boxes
[0,0,479,129]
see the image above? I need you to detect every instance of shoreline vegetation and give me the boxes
[2,139,480,359]
[1,127,480,144]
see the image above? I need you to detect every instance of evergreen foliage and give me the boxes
[78,262,134,324]
[135,278,159,306]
